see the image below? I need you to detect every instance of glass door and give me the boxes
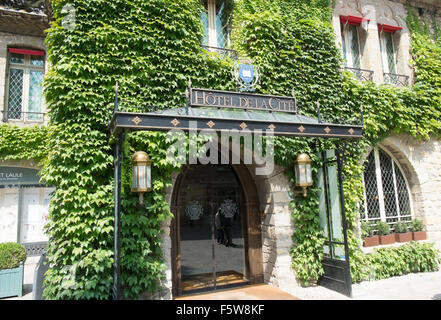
[178,164,247,293]
[317,150,352,297]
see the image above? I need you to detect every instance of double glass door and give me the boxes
[178,165,248,293]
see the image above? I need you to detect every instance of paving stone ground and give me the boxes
[3,270,441,300]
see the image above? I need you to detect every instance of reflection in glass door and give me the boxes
[179,165,248,293]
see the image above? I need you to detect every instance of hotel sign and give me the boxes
[190,88,297,114]
[0,167,41,185]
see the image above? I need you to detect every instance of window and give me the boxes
[201,0,231,48]
[378,31,396,74]
[361,147,412,226]
[5,48,45,122]
[340,23,361,69]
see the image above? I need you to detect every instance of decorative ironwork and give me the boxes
[201,46,238,60]
[344,67,374,82]
[7,68,23,119]
[23,241,47,257]
[298,125,305,133]
[383,73,409,87]
[268,124,275,131]
[131,116,142,125]
[363,151,381,220]
[348,128,354,135]
[379,149,398,219]
[239,122,247,130]
[207,120,215,128]
[171,118,180,127]
[2,110,46,122]
[362,148,413,224]
[324,126,331,134]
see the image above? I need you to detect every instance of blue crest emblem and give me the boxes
[235,60,259,92]
[239,64,254,86]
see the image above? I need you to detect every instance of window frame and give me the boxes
[340,22,362,70]
[378,30,397,75]
[201,0,230,49]
[361,146,414,226]
[5,48,46,122]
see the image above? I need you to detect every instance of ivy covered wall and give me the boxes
[1,0,440,299]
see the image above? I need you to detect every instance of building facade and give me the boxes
[0,0,440,299]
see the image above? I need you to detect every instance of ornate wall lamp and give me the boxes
[294,153,313,197]
[131,151,152,204]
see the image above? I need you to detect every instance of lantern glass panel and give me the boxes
[299,163,307,184]
[295,165,300,184]
[306,163,312,184]
[132,166,138,189]
[147,165,151,189]
[139,165,146,189]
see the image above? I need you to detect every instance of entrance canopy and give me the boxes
[109,106,362,139]
[108,86,363,139]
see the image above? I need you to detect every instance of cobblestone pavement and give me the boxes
[285,270,441,300]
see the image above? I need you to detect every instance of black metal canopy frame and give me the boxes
[108,83,364,299]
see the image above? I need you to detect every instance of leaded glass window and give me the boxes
[6,50,45,121]
[362,147,412,226]
[379,31,396,74]
[201,0,231,48]
[340,23,361,69]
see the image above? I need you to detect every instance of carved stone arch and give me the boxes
[335,0,362,16]
[375,0,405,27]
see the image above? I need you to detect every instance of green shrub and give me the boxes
[410,219,425,232]
[361,221,374,238]
[376,221,390,236]
[394,221,408,234]
[365,242,441,280]
[0,243,27,270]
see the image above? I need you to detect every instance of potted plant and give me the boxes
[393,221,412,242]
[376,221,395,245]
[0,242,26,299]
[410,219,426,241]
[361,221,379,247]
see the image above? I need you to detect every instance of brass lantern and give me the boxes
[294,153,313,197]
[131,151,152,204]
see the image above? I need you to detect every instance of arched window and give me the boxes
[361,147,412,225]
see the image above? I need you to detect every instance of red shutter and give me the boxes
[9,48,45,56]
